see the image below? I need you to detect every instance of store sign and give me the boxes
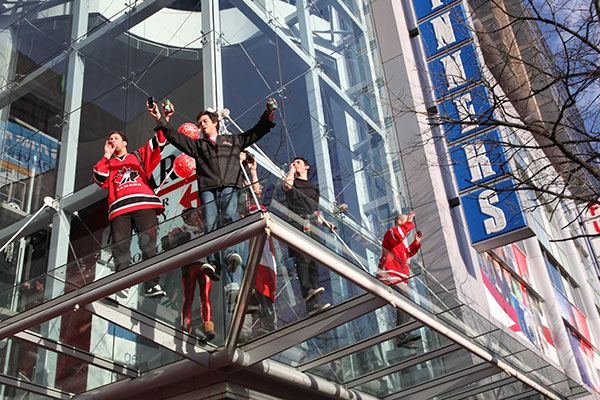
[449,130,508,191]
[413,0,533,251]
[439,85,493,142]
[461,179,528,244]
[413,0,461,20]
[0,121,58,179]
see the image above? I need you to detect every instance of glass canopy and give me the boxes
[0,179,590,399]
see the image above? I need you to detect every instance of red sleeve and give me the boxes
[407,240,421,258]
[93,157,110,189]
[137,129,167,177]
[399,221,415,237]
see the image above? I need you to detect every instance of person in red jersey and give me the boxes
[376,211,422,287]
[93,103,167,298]
[376,211,423,348]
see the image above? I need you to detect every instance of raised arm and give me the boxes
[152,101,199,157]
[238,100,277,149]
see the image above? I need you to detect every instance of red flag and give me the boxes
[255,237,277,301]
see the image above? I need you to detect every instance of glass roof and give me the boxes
[0,179,590,399]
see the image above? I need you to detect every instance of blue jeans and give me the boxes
[200,187,241,274]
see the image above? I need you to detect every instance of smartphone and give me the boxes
[147,96,155,107]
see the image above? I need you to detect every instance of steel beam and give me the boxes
[225,234,266,351]
[241,292,387,365]
[228,0,384,137]
[346,342,462,387]
[0,372,72,400]
[0,184,105,250]
[0,0,177,110]
[265,214,566,400]
[440,375,516,400]
[298,320,423,372]
[14,329,138,378]
[386,364,502,400]
[85,298,212,366]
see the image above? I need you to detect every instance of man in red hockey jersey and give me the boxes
[93,104,167,298]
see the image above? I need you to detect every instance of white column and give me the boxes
[37,0,88,388]
[524,237,581,383]
[296,0,335,203]
[202,0,223,110]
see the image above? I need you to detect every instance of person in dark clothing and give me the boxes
[283,157,337,316]
[151,100,276,281]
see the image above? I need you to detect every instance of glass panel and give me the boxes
[25,310,183,374]
[0,274,77,321]
[240,235,368,345]
[306,323,452,384]
[354,349,484,398]
[77,5,206,192]
[0,388,53,400]
[0,336,126,395]
[0,2,71,222]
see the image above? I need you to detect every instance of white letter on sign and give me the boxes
[430,11,456,50]
[453,92,477,134]
[464,141,495,181]
[431,0,444,8]
[478,189,507,234]
[440,50,467,91]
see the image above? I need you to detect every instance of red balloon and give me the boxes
[178,122,200,139]
[173,154,196,178]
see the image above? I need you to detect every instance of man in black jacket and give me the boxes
[153,100,276,280]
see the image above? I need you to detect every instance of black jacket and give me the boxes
[157,112,275,191]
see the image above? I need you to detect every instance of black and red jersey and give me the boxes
[93,130,166,220]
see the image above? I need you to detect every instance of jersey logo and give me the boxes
[115,167,140,185]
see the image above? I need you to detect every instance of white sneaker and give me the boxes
[227,253,242,273]
[144,284,166,297]
[304,287,325,303]
[308,303,331,316]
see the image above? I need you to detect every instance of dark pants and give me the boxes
[288,220,321,310]
[256,291,276,331]
[289,247,320,309]
[110,208,159,290]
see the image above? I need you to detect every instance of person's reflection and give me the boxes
[166,208,215,341]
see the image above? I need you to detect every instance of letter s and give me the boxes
[478,189,507,234]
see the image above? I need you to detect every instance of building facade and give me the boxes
[0,0,597,398]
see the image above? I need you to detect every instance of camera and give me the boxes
[147,96,155,107]
[243,152,255,165]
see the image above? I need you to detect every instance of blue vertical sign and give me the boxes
[412,0,533,251]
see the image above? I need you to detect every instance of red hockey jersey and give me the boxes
[376,221,421,287]
[93,130,166,220]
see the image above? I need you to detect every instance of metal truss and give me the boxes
[14,329,138,378]
[385,363,503,400]
[0,372,72,400]
[298,319,424,372]
[241,293,388,365]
